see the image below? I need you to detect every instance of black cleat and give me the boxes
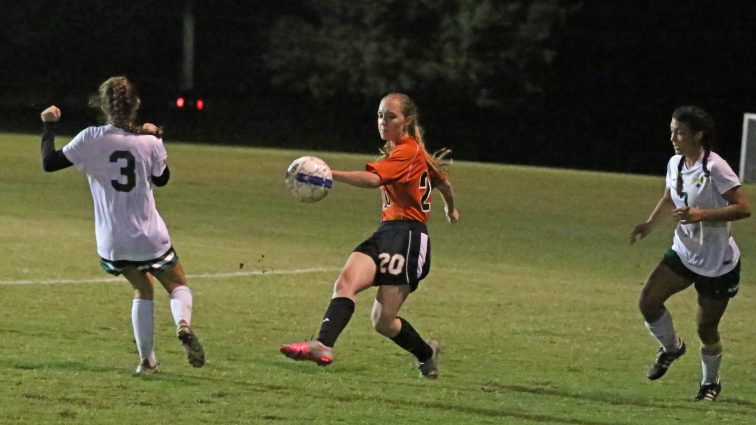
[694,382,721,401]
[419,339,440,379]
[647,340,686,380]
[177,322,205,368]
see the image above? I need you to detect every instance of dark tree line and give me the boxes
[257,0,580,161]
[264,1,575,104]
[2,0,755,173]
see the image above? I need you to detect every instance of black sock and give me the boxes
[390,317,432,361]
[316,297,355,348]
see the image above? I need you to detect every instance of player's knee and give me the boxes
[162,282,187,294]
[638,296,658,319]
[155,267,187,288]
[372,318,394,337]
[133,286,154,299]
[368,307,390,336]
[638,287,668,319]
[701,340,723,355]
[333,275,358,297]
[697,321,720,342]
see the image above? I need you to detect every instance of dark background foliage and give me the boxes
[2,0,755,174]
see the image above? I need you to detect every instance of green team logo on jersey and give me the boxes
[692,174,707,185]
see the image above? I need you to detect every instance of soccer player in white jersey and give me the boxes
[38,76,205,374]
[630,106,751,401]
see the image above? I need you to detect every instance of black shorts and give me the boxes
[353,220,431,292]
[99,247,180,276]
[661,249,740,300]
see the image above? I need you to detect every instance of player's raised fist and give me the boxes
[41,106,61,122]
[141,122,159,134]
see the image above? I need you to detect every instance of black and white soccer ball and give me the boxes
[285,156,333,203]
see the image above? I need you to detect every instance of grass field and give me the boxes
[1,132,756,424]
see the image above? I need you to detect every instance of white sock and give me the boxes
[131,299,154,362]
[701,344,723,385]
[170,285,193,327]
[645,309,680,352]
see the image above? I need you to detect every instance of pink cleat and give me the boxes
[279,340,333,366]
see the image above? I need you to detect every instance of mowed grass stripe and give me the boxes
[0,267,342,285]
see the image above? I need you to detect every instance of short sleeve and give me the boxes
[61,127,95,172]
[365,143,414,183]
[710,157,740,195]
[151,139,168,176]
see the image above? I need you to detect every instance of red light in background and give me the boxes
[176,97,185,108]
[196,99,204,110]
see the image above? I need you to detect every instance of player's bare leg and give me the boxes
[280,252,374,365]
[372,285,439,378]
[639,263,691,380]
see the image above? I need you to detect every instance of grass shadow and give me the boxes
[483,382,756,415]
[8,360,114,374]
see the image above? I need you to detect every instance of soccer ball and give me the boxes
[285,156,333,203]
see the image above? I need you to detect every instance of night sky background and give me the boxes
[2,0,756,175]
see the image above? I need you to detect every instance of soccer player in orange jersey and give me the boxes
[280,93,459,378]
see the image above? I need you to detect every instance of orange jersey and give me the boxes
[366,136,445,223]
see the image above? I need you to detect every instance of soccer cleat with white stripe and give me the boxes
[647,340,686,380]
[694,381,721,401]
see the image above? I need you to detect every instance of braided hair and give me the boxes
[379,93,450,181]
[672,105,715,198]
[89,76,164,138]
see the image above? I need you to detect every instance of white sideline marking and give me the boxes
[0,267,342,286]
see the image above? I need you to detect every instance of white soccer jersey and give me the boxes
[62,125,171,261]
[666,151,741,277]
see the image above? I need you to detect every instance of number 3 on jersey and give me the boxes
[110,150,136,192]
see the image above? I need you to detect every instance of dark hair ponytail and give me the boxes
[89,76,164,138]
[672,105,714,198]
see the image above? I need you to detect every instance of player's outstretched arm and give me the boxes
[39,105,73,172]
[332,170,382,188]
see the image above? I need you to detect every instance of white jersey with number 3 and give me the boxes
[62,125,171,261]
[666,151,741,277]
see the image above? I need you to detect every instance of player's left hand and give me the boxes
[142,123,159,133]
[445,206,460,223]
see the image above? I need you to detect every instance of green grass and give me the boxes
[1,132,756,424]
